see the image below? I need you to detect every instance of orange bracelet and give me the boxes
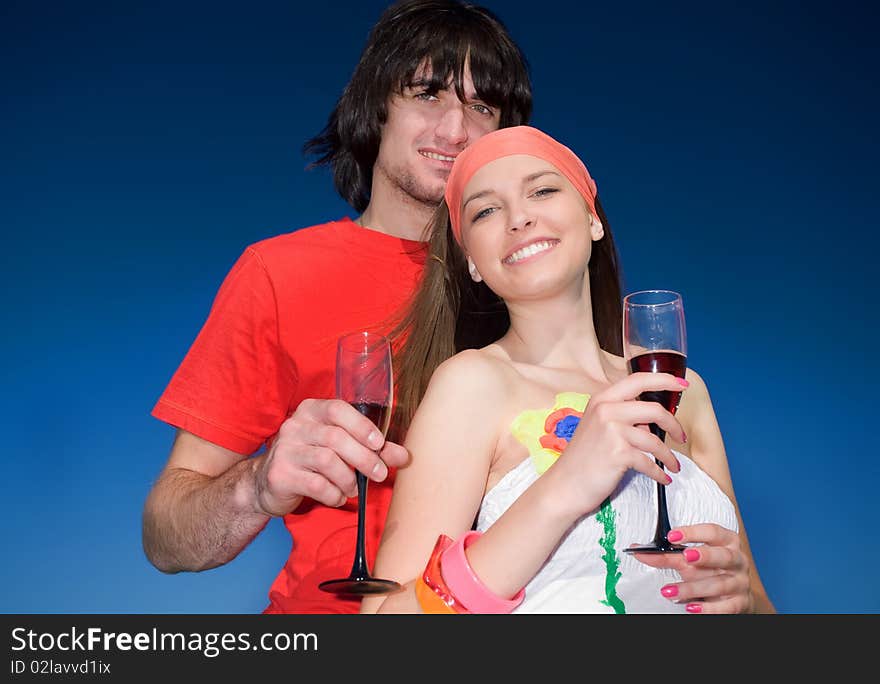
[415,578,457,614]
[415,535,470,614]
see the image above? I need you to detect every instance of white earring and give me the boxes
[467,258,482,283]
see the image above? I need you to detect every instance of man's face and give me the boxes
[372,62,502,209]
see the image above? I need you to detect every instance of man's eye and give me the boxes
[470,103,494,116]
[415,91,438,101]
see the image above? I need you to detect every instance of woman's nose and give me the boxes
[508,203,534,233]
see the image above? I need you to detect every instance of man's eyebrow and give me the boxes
[403,76,440,91]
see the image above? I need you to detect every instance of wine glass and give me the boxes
[318,332,402,595]
[622,290,688,554]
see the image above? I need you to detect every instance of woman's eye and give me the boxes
[533,187,559,197]
[472,206,495,222]
[415,91,438,101]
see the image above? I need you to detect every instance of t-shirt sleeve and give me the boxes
[152,247,296,454]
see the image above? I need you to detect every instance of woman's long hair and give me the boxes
[390,197,623,440]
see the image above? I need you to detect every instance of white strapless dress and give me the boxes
[476,451,738,614]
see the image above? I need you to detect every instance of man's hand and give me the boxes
[253,398,409,516]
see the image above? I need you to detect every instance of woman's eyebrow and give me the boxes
[462,170,562,209]
[523,170,562,183]
[462,189,494,210]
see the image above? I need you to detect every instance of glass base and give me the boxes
[318,577,401,596]
[622,543,686,555]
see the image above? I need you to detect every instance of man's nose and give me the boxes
[435,103,468,146]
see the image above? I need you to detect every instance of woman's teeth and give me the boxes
[504,240,557,265]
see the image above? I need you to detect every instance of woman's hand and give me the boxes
[548,372,689,518]
[633,523,754,613]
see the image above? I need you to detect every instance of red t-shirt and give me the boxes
[152,218,427,613]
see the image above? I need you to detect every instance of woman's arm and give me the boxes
[360,350,575,613]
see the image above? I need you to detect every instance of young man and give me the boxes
[142,0,532,613]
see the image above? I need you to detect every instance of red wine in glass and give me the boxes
[622,291,688,554]
[629,351,687,415]
[351,401,390,434]
[318,333,401,596]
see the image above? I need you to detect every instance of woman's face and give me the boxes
[459,154,602,302]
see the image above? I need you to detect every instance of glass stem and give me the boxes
[649,424,674,547]
[348,471,370,579]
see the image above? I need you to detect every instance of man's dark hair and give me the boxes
[304,0,532,212]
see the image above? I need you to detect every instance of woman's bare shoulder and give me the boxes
[426,347,516,397]
[680,366,713,412]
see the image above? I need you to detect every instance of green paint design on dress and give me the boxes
[596,497,626,614]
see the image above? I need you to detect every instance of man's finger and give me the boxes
[378,441,410,469]
[307,422,390,482]
[319,398,387,451]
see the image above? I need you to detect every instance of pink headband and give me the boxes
[445,126,598,245]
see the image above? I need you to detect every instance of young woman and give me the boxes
[361,126,774,614]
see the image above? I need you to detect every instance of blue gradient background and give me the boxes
[1,1,876,614]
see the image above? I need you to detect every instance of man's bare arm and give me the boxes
[142,431,270,573]
[143,399,410,573]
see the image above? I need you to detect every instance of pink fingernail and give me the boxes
[676,377,690,387]
[664,473,673,485]
[667,530,684,543]
[660,584,679,598]
[686,603,702,614]
[684,548,700,563]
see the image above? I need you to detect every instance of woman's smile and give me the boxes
[502,238,560,265]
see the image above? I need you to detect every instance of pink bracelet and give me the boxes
[439,531,525,614]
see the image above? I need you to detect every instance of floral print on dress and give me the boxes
[510,392,589,474]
